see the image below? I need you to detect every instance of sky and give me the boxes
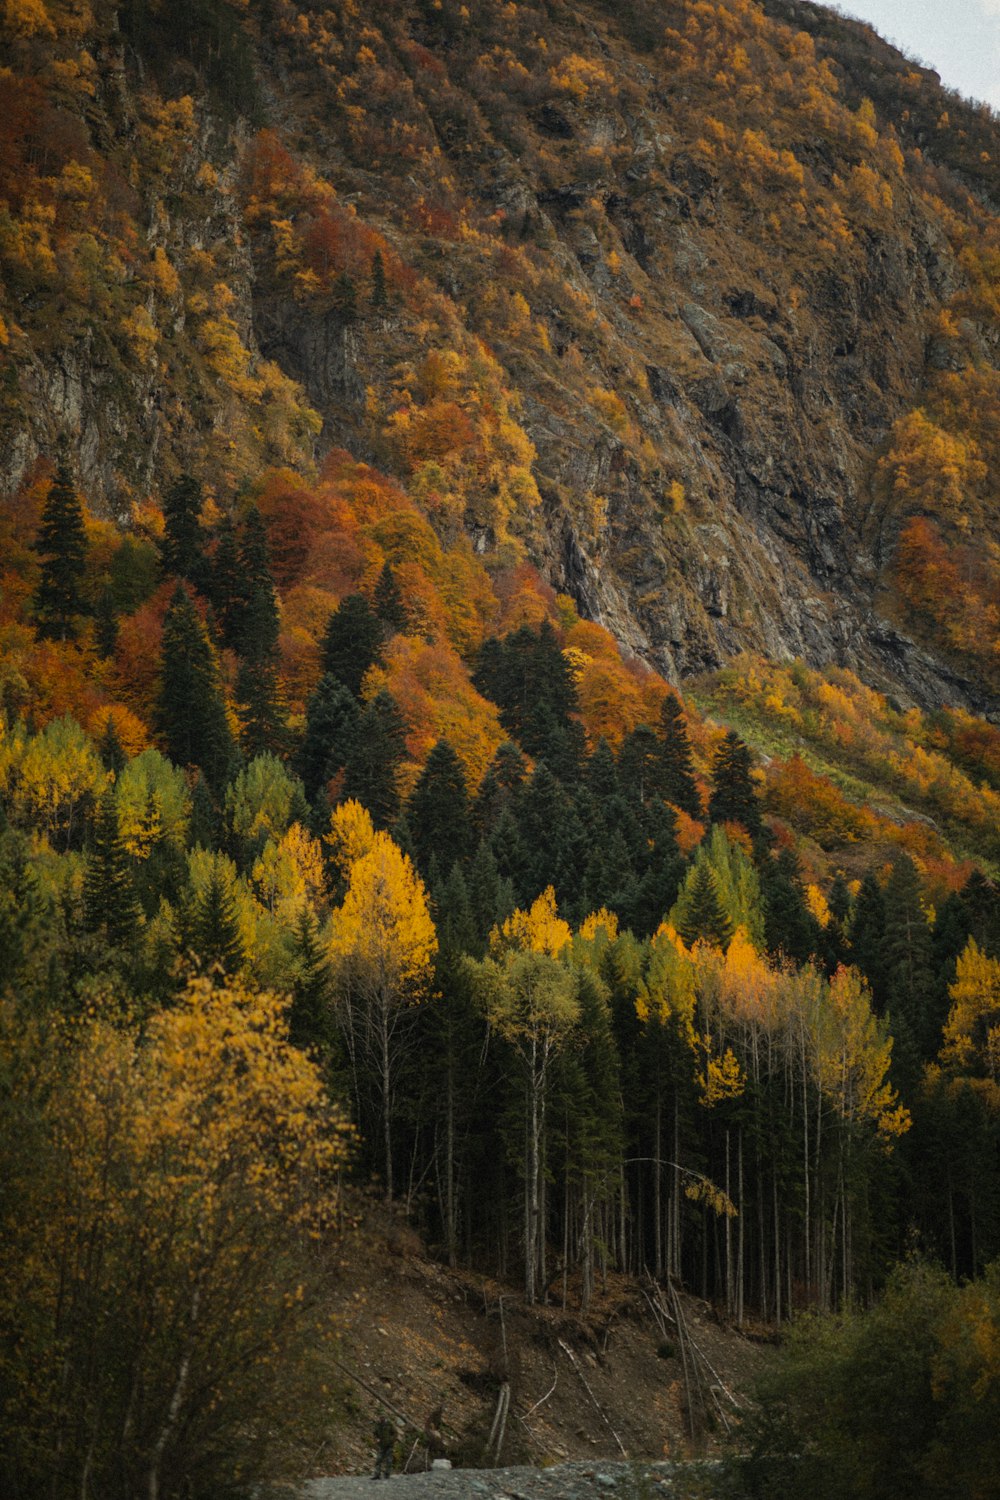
[835,0,1000,111]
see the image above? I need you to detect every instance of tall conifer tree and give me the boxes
[708,730,761,837]
[341,689,407,826]
[407,739,472,877]
[677,860,732,949]
[83,788,140,947]
[659,694,701,817]
[33,449,87,641]
[160,473,205,586]
[156,585,236,792]
[373,561,409,636]
[190,865,245,979]
[234,506,280,664]
[297,674,360,800]
[210,513,242,648]
[321,594,383,697]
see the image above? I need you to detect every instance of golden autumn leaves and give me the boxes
[0,977,351,1496]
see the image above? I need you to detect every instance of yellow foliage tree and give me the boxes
[491,885,571,958]
[327,829,437,1198]
[941,939,1000,1097]
[0,979,349,1499]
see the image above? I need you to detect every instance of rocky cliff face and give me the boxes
[4,0,1000,712]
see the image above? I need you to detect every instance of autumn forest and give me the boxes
[3,0,1000,1496]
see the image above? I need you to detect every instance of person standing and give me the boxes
[372,1409,396,1480]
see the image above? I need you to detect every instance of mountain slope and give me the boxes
[4,0,1000,710]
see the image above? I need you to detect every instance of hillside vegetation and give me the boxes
[3,2,1000,1497]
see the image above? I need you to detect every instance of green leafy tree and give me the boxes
[225,753,305,866]
[32,450,88,641]
[671,825,763,950]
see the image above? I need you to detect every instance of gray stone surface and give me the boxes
[302,1459,725,1500]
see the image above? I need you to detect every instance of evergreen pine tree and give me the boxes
[190,866,245,978]
[94,585,118,659]
[514,761,586,904]
[473,621,579,765]
[523,701,586,783]
[187,772,220,850]
[434,863,478,956]
[233,505,280,664]
[156,585,237,792]
[583,827,636,915]
[659,693,701,817]
[297,674,361,800]
[824,870,852,970]
[210,513,242,649]
[472,741,528,838]
[930,891,972,1046]
[708,730,761,836]
[850,872,887,1004]
[160,473,205,586]
[407,739,472,877]
[0,821,49,993]
[235,658,286,760]
[373,561,409,636]
[32,448,88,641]
[677,860,733,949]
[882,855,936,1068]
[321,594,384,698]
[341,689,407,826]
[961,869,1000,957]
[468,839,505,952]
[288,906,335,1058]
[488,805,528,907]
[370,248,388,309]
[761,848,820,965]
[83,787,141,948]
[629,801,684,937]
[98,718,127,776]
[585,739,621,805]
[617,724,666,808]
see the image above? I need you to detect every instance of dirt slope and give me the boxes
[313,1203,767,1483]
